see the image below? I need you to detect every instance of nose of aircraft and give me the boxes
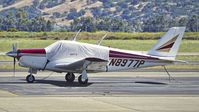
[6,51,18,57]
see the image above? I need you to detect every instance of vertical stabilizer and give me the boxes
[148,27,186,60]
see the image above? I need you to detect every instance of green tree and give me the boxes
[187,15,199,32]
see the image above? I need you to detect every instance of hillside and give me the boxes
[0,0,103,26]
[0,0,198,32]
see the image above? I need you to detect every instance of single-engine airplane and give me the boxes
[6,27,186,84]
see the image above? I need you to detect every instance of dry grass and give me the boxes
[0,0,33,11]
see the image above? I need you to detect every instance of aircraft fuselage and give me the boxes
[16,41,172,73]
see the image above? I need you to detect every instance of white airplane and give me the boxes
[6,27,186,84]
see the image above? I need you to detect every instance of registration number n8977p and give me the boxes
[109,59,145,68]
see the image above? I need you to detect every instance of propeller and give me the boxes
[13,55,16,77]
[0,52,6,56]
[6,43,18,77]
[12,43,17,77]
[12,43,17,52]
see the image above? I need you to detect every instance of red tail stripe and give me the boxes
[157,42,175,50]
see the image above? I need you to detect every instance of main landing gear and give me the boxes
[78,68,88,84]
[66,61,90,85]
[65,73,88,84]
[78,61,90,84]
[65,73,75,83]
[78,75,88,84]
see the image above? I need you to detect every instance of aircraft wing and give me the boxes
[54,57,108,71]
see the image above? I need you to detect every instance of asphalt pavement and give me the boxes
[0,71,199,112]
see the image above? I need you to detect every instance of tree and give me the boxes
[187,15,198,32]
[46,20,53,31]
[4,12,16,30]
[70,17,132,32]
[71,17,97,32]
[16,9,28,31]
[178,17,188,27]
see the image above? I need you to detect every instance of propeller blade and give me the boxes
[7,43,18,77]
[0,52,6,56]
[13,57,16,77]
[12,44,15,52]
[12,43,17,52]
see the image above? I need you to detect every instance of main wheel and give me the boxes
[65,73,75,83]
[26,74,35,83]
[78,75,88,84]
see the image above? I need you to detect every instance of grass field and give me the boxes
[0,39,198,70]
[0,31,199,40]
[0,32,198,70]
[0,39,199,52]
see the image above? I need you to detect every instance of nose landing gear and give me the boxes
[26,74,35,83]
[26,68,37,83]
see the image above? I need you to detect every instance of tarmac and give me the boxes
[0,71,199,112]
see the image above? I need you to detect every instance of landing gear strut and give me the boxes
[78,75,88,84]
[78,61,90,84]
[65,73,75,83]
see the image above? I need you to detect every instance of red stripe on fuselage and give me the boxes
[109,50,159,60]
[18,49,46,54]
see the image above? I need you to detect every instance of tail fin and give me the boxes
[148,27,186,60]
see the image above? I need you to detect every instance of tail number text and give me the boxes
[109,59,145,68]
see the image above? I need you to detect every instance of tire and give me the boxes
[26,74,35,83]
[65,73,75,83]
[78,75,88,84]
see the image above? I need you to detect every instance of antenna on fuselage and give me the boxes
[73,29,81,41]
[97,33,107,45]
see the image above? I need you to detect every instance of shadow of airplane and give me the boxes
[135,81,167,85]
[0,78,92,87]
[0,78,167,87]
[35,79,92,87]
[35,79,167,86]
[0,81,27,84]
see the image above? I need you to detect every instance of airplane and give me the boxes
[6,27,186,84]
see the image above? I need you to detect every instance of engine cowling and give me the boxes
[19,56,47,69]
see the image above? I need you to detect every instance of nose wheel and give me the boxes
[26,74,35,83]
[65,73,75,83]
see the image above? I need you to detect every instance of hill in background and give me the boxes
[0,0,198,32]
